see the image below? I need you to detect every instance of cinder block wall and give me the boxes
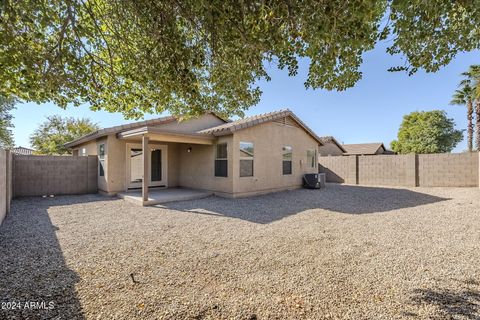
[13,155,98,197]
[319,156,356,184]
[0,149,7,225]
[319,152,479,187]
[358,154,416,187]
[418,153,479,187]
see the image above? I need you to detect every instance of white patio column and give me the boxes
[142,135,149,204]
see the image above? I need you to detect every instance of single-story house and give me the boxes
[318,136,346,156]
[65,109,323,201]
[342,143,395,156]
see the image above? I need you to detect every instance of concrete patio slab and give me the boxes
[117,188,213,206]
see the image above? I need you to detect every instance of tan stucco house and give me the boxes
[65,109,323,202]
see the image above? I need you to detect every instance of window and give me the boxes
[282,146,292,175]
[215,143,228,177]
[99,143,105,177]
[307,149,317,168]
[239,141,254,177]
[81,148,86,156]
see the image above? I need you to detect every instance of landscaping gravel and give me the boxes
[1,184,480,319]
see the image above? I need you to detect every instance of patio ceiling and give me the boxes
[116,126,215,145]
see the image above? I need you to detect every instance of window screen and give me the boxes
[239,142,254,177]
[282,146,292,175]
[307,150,317,168]
[215,143,228,177]
[99,143,105,177]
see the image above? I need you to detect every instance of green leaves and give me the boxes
[0,95,16,149]
[391,110,463,154]
[1,1,479,118]
[29,115,99,154]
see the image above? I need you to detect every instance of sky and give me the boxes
[11,41,478,152]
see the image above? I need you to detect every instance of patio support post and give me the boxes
[142,135,149,204]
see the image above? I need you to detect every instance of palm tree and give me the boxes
[458,65,480,151]
[450,84,474,152]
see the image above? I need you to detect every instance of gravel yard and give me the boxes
[1,184,480,319]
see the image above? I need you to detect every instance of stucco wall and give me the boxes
[232,121,319,197]
[177,136,233,194]
[13,155,98,197]
[319,142,344,156]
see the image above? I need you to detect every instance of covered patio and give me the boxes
[117,126,215,206]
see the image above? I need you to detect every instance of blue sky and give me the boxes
[11,41,478,152]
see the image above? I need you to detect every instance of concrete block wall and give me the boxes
[319,156,357,184]
[319,152,480,188]
[417,153,479,187]
[0,149,7,225]
[13,155,98,197]
[358,154,416,187]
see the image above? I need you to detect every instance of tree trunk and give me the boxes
[467,99,473,152]
[476,99,480,151]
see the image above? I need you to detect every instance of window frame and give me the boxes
[214,143,228,177]
[306,149,317,169]
[239,141,254,177]
[282,145,292,175]
[98,143,106,177]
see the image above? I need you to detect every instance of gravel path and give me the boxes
[1,184,480,319]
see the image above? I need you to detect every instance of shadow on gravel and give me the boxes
[166,184,449,224]
[409,288,480,319]
[0,195,111,319]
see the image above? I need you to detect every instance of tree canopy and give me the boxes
[30,116,99,155]
[391,110,463,154]
[1,1,480,118]
[0,95,15,149]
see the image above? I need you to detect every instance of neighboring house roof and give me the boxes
[65,112,228,148]
[318,136,346,153]
[198,109,324,145]
[342,143,387,155]
[12,146,35,155]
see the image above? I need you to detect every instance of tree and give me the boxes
[0,95,15,149]
[1,1,480,118]
[450,84,474,152]
[458,65,480,151]
[391,110,463,154]
[30,116,99,155]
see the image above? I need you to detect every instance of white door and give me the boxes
[126,143,167,189]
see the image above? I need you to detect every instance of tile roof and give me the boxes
[65,109,323,148]
[12,146,35,155]
[318,136,346,152]
[342,143,386,155]
[65,112,227,148]
[198,109,324,145]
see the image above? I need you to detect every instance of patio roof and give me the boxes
[65,111,227,148]
[117,126,215,145]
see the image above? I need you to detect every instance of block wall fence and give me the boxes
[319,152,479,187]
[0,152,99,226]
[0,149,13,226]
